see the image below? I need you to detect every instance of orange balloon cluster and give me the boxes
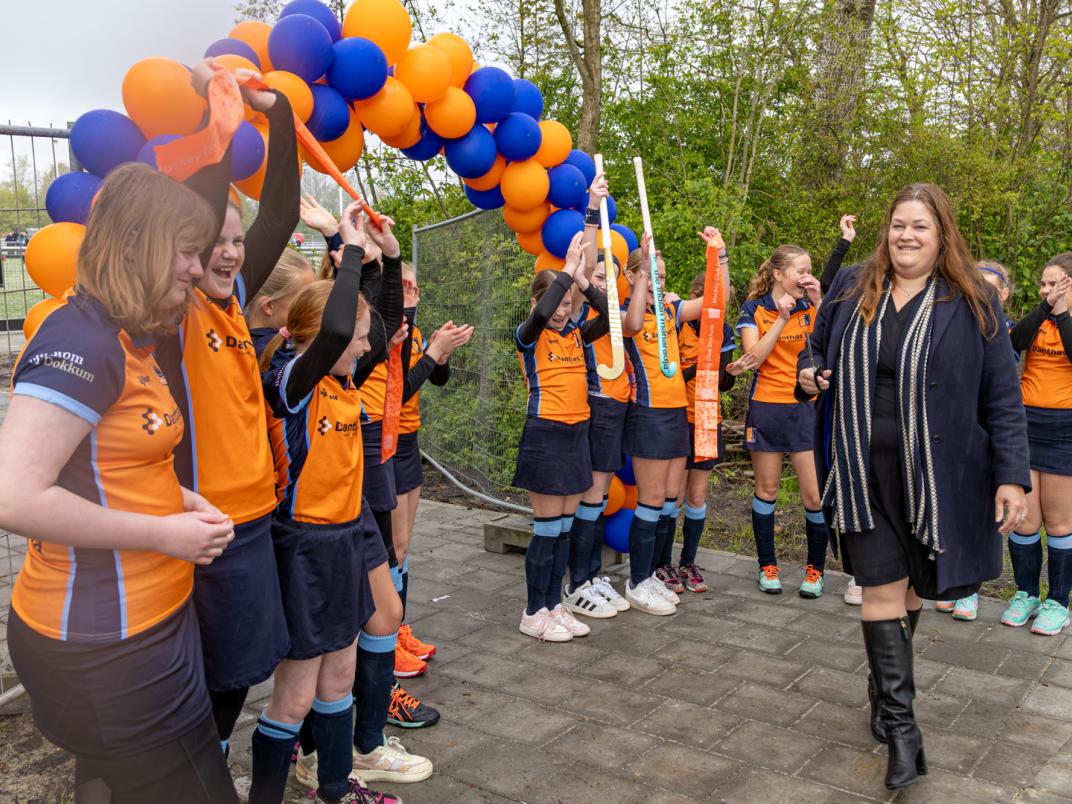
[354,77,415,138]
[303,107,365,173]
[122,58,207,139]
[424,87,475,139]
[342,0,412,65]
[426,33,472,87]
[230,21,274,71]
[264,70,314,122]
[501,160,550,211]
[25,223,84,298]
[394,45,452,103]
[23,298,66,341]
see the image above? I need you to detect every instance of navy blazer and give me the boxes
[800,267,1030,594]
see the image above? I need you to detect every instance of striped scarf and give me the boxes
[822,278,942,552]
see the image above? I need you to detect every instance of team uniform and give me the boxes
[580,302,632,473]
[679,318,736,469]
[358,362,399,515]
[7,296,236,801]
[1019,314,1072,476]
[394,320,450,495]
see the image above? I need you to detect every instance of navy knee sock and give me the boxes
[628,503,662,586]
[653,499,677,568]
[298,715,316,756]
[546,516,573,609]
[310,695,354,802]
[751,495,777,567]
[352,631,397,755]
[569,503,601,593]
[587,497,608,582]
[804,508,828,571]
[400,557,409,618]
[525,517,560,615]
[250,714,301,804]
[680,503,706,566]
[1009,531,1042,598]
[1047,534,1072,607]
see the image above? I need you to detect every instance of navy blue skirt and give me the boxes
[393,431,423,494]
[513,416,592,495]
[624,403,689,460]
[272,511,380,660]
[588,395,628,473]
[193,514,289,690]
[745,399,815,454]
[362,421,398,512]
[687,422,724,471]
[1026,406,1072,477]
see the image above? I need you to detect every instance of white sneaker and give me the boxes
[625,579,676,616]
[550,603,591,636]
[564,581,618,619]
[353,734,433,783]
[648,573,681,605]
[844,577,863,606]
[592,576,630,612]
[519,607,573,642]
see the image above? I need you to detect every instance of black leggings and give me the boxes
[73,713,238,804]
[209,687,249,745]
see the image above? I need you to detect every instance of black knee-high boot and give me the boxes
[866,607,920,743]
[862,618,927,791]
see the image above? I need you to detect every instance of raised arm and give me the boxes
[820,215,856,294]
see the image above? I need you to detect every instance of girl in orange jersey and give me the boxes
[1005,255,1072,636]
[736,246,828,598]
[0,164,238,802]
[515,233,610,641]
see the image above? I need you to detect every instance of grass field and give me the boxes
[0,254,46,326]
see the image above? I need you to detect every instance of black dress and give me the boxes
[840,295,979,600]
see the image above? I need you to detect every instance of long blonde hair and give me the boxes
[747,245,808,300]
[258,280,370,372]
[77,163,214,335]
[245,249,314,319]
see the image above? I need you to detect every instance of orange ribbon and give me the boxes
[154,68,244,182]
[381,341,403,463]
[693,244,726,462]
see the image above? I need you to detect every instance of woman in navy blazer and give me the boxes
[797,183,1029,792]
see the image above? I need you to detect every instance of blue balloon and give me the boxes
[564,149,596,189]
[328,37,388,100]
[546,164,587,210]
[464,184,505,210]
[45,172,102,224]
[493,112,541,162]
[612,223,639,253]
[268,13,334,83]
[464,67,515,124]
[232,121,266,181]
[444,126,497,179]
[70,109,145,178]
[401,122,444,161]
[541,209,585,259]
[616,454,636,485]
[603,508,633,553]
[606,194,618,225]
[135,134,182,169]
[204,38,261,68]
[511,79,543,119]
[279,0,342,41]
[306,84,350,142]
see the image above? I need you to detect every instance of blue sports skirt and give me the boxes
[687,422,724,471]
[393,431,423,494]
[361,421,398,512]
[1026,406,1072,477]
[745,399,816,454]
[623,403,689,460]
[588,395,628,473]
[193,513,289,690]
[513,416,592,495]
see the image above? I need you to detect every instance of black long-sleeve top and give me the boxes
[399,307,451,404]
[820,237,852,295]
[352,255,404,389]
[1011,300,1072,361]
[681,347,737,392]
[517,273,609,347]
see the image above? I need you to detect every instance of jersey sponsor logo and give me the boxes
[26,351,95,383]
[546,351,584,364]
[334,421,359,434]
[1030,345,1066,357]
[319,388,340,401]
[205,329,254,354]
[137,375,151,386]
[141,405,182,435]
[317,416,332,435]
[205,329,223,352]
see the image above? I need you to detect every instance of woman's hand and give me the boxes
[388,322,410,349]
[726,352,759,376]
[798,367,832,395]
[338,200,368,251]
[426,321,475,364]
[190,58,222,98]
[1045,274,1071,312]
[300,194,339,237]
[697,226,725,251]
[662,291,681,305]
[159,512,235,565]
[776,292,796,320]
[798,274,822,306]
[587,173,609,211]
[235,69,276,111]
[995,484,1028,536]
[561,232,586,279]
[840,214,857,243]
[366,212,401,259]
[181,488,228,521]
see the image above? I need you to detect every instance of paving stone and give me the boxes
[800,743,889,798]
[628,742,743,799]
[791,666,870,709]
[583,623,677,656]
[912,690,969,729]
[1019,786,1072,802]
[894,767,1016,803]
[716,624,804,657]
[558,679,665,727]
[715,718,823,773]
[1034,752,1072,798]
[711,767,845,803]
[719,598,805,628]
[792,701,877,751]
[995,648,1052,682]
[422,585,511,615]
[1042,658,1072,690]
[410,610,487,642]
[983,621,1062,655]
[585,651,668,688]
[398,774,517,804]
[716,681,820,727]
[950,699,1015,738]
[444,737,574,801]
[545,720,659,773]
[652,640,739,672]
[718,649,808,688]
[1023,681,1072,720]
[922,635,1007,673]
[633,699,741,749]
[515,636,607,674]
[784,611,862,642]
[641,666,741,705]
[455,622,534,655]
[467,697,578,745]
[544,762,672,804]
[918,729,990,775]
[416,720,494,771]
[784,636,867,674]
[973,740,1046,787]
[934,666,1031,706]
[999,710,1072,753]
[657,613,740,645]
[500,670,593,709]
[448,567,523,592]
[424,681,519,727]
[439,650,531,687]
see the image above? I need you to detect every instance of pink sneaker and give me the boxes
[678,564,708,593]
[656,565,685,594]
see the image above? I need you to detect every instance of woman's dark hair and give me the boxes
[530,269,559,302]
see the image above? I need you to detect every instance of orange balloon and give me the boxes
[623,484,638,510]
[424,87,476,139]
[394,45,452,103]
[534,251,566,271]
[230,21,274,72]
[23,297,65,341]
[25,223,84,298]
[503,203,550,233]
[605,477,626,516]
[379,105,422,148]
[500,159,550,211]
[354,77,415,138]
[463,155,506,192]
[264,70,314,122]
[215,54,258,74]
[516,229,544,256]
[303,108,365,173]
[427,33,472,88]
[342,0,412,66]
[597,229,629,272]
[122,58,207,140]
[534,120,572,168]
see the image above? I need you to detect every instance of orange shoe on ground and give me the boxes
[394,643,428,678]
[398,623,436,661]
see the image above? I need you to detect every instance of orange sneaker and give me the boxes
[398,624,436,661]
[394,643,428,678]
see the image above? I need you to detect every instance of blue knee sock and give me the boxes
[1047,534,1072,607]
[546,516,573,609]
[628,503,662,586]
[311,695,354,802]
[352,631,397,755]
[681,503,706,566]
[250,714,301,804]
[804,508,828,571]
[587,497,608,582]
[569,503,601,593]
[752,495,777,568]
[526,517,560,615]
[1009,531,1042,598]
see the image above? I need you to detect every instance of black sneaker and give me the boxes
[386,683,440,728]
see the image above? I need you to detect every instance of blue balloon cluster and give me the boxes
[307,84,350,141]
[328,37,387,100]
[45,172,103,225]
[279,0,342,41]
[232,122,266,180]
[444,126,497,179]
[70,110,145,178]
[464,67,515,124]
[494,113,541,162]
[541,209,585,258]
[269,13,334,83]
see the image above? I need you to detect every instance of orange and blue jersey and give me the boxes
[580,303,632,403]
[264,349,365,525]
[252,327,290,505]
[10,295,189,643]
[399,325,425,435]
[515,318,590,425]
[622,298,686,409]
[1021,317,1072,409]
[359,361,388,424]
[736,294,816,404]
[679,318,736,423]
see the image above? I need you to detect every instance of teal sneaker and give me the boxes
[799,565,824,599]
[1000,591,1041,627]
[758,564,782,594]
[952,594,979,621]
[935,600,955,613]
[1030,599,1070,636]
